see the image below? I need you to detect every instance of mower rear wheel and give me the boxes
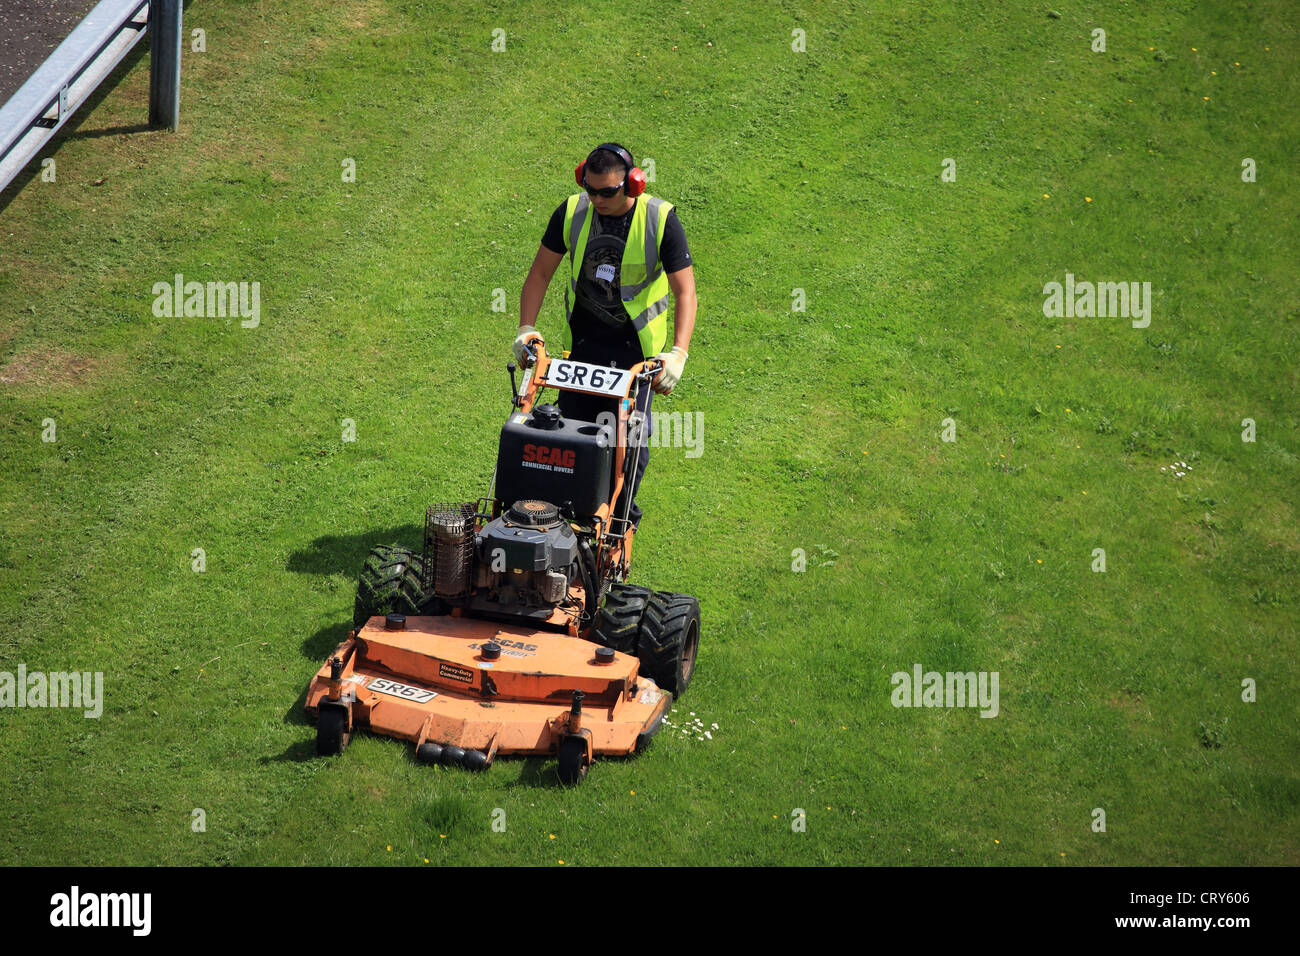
[556,736,589,786]
[316,707,350,756]
[353,544,431,629]
[636,592,701,697]
[591,584,652,653]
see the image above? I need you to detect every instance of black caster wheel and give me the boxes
[316,707,350,756]
[557,736,589,786]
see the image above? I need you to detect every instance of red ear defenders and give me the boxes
[574,142,647,198]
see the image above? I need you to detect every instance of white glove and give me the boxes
[653,346,688,394]
[513,325,543,365]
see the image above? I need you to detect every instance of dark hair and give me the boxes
[585,144,631,176]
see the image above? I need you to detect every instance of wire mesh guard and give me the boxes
[422,502,476,597]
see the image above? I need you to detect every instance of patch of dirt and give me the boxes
[308,0,392,51]
[0,347,101,387]
[1105,692,1148,717]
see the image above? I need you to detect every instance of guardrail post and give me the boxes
[147,0,181,130]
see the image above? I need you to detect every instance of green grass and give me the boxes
[0,0,1296,865]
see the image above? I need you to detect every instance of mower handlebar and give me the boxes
[517,339,663,402]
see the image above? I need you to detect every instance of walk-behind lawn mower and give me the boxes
[304,341,700,784]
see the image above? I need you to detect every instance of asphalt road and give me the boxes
[0,0,101,104]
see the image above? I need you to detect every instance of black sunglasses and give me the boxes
[582,175,625,198]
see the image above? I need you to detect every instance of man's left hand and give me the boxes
[653,346,688,395]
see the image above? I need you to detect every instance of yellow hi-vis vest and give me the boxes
[561,192,674,358]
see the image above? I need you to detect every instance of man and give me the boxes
[514,143,697,528]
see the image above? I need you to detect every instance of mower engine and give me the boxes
[475,499,579,610]
[422,497,584,617]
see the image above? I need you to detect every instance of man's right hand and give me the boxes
[513,325,543,365]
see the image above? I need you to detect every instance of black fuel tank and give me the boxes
[495,405,614,517]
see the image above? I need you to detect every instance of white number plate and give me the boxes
[545,358,629,397]
[367,677,437,704]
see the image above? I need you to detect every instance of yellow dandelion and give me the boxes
[1037,559,1043,564]
[386,845,391,851]
[549,834,556,840]
[1085,197,1092,202]
[440,834,446,839]
[1065,408,1072,412]
[994,839,1000,844]
[1203,96,1210,101]
[1082,491,1087,495]
[1192,47,1197,52]
[1043,193,1050,199]
[558,859,565,864]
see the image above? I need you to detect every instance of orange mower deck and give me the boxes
[305,612,672,772]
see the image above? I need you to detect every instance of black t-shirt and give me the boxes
[541,198,691,352]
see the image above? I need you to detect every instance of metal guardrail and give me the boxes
[0,0,156,195]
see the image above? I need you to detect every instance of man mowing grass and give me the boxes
[514,142,697,528]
